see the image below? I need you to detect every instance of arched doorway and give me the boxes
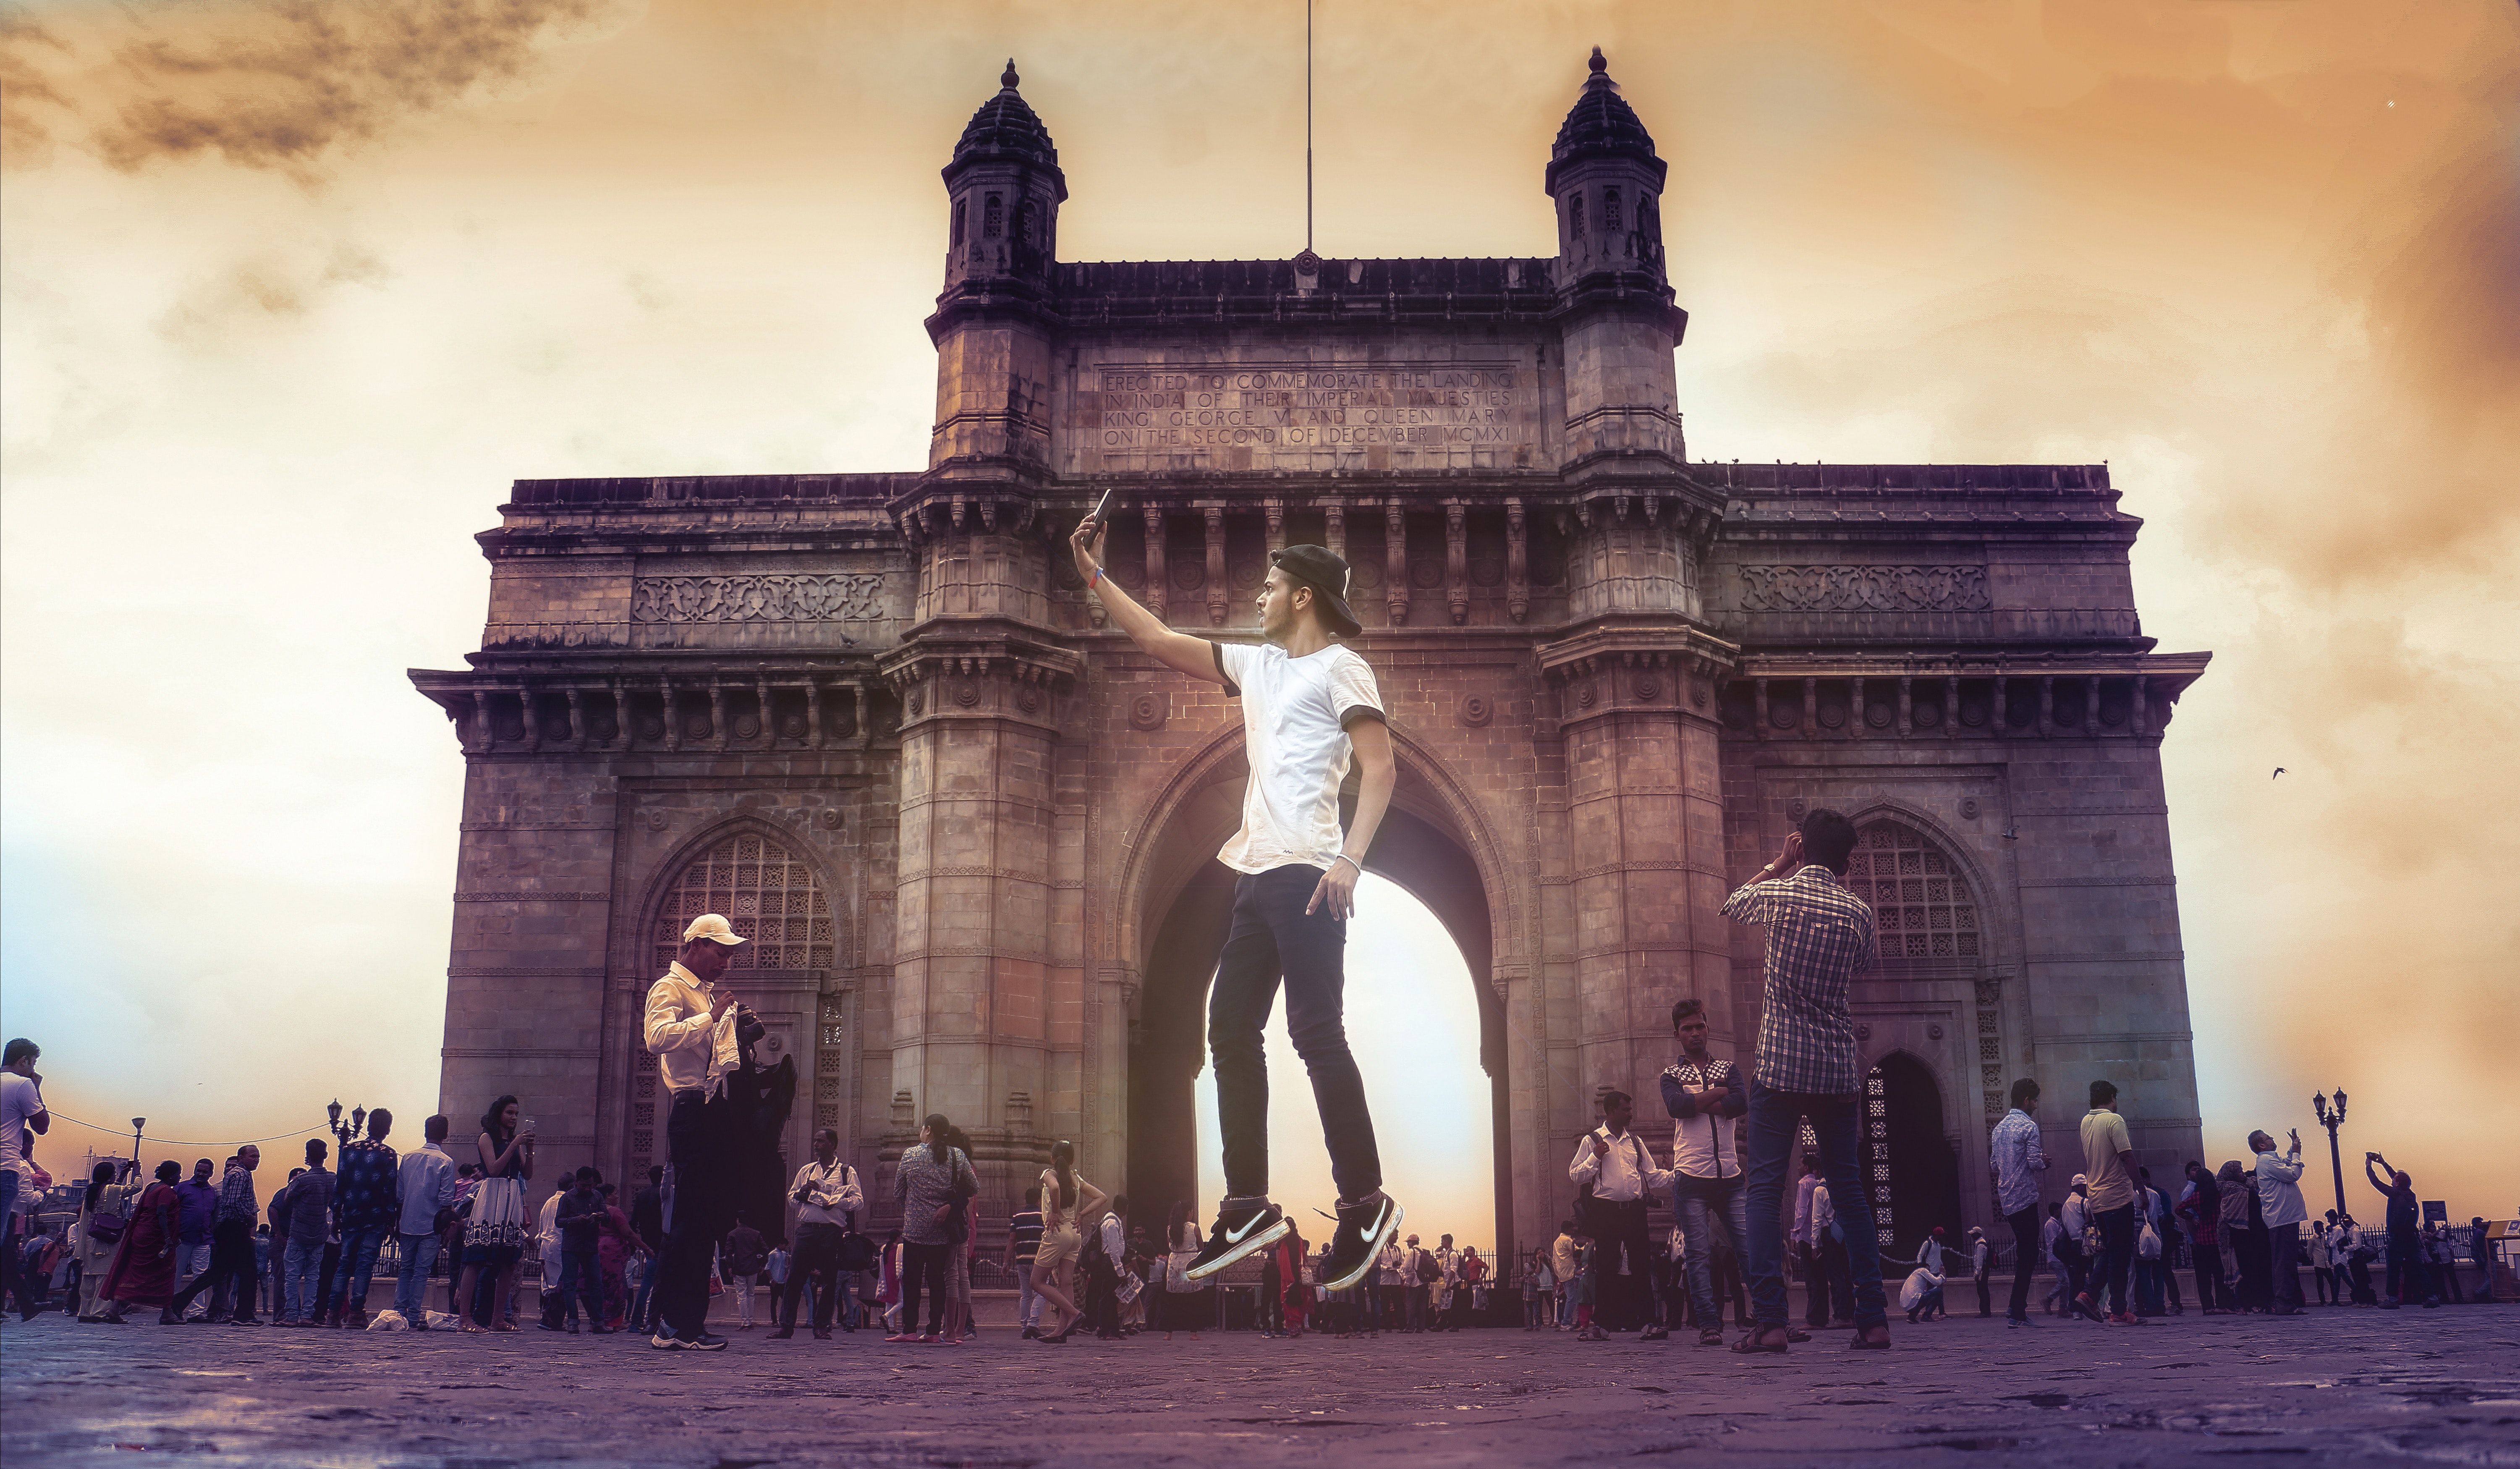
[1123,749,1510,1260]
[1863,1053,1961,1260]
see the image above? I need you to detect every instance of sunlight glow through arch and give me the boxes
[1194,873,1495,1256]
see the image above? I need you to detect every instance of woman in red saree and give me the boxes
[98,1160,185,1322]
[1278,1229,1312,1337]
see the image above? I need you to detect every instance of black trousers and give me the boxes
[899,1240,950,1336]
[1209,864,1382,1202]
[1801,1242,1832,1325]
[780,1223,845,1330]
[656,1089,734,1339]
[168,1219,258,1321]
[1589,1198,1651,1330]
[2005,1206,2041,1320]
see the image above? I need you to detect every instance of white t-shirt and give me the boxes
[1211,641,1385,874]
[0,1072,42,1176]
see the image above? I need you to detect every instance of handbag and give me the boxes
[88,1212,127,1246]
[2138,1220,2162,1261]
[836,1231,879,1273]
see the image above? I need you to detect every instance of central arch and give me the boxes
[1117,728,1514,1261]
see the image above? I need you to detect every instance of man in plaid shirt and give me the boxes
[1720,809,1892,1353]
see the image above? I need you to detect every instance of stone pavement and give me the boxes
[4,1308,2515,1468]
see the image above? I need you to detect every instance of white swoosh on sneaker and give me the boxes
[1225,1212,1269,1244]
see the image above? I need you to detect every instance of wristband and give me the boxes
[1332,854,1361,875]
[1089,566,1105,589]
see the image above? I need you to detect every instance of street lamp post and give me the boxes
[2311,1087,2349,1218]
[130,1117,146,1168]
[327,1099,369,1149]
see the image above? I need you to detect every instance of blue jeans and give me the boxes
[1672,1173,1747,1330]
[1745,1083,1886,1329]
[327,1229,388,1319]
[281,1237,326,1322]
[557,1248,602,1326]
[1016,1264,1039,1329]
[394,1231,441,1320]
[628,1252,660,1330]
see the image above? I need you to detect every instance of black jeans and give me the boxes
[1589,1198,1651,1330]
[1209,864,1381,1202]
[781,1223,845,1330]
[2269,1225,2305,1311]
[168,1218,258,1321]
[1800,1242,1832,1326]
[656,1089,733,1339]
[2005,1205,2041,1320]
[2093,1204,2136,1316]
[899,1241,950,1336]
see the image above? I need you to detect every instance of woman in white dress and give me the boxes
[1161,1198,1204,1341]
[453,1095,534,1333]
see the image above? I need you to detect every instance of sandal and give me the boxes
[1730,1326,1790,1354]
[1847,1325,1892,1350]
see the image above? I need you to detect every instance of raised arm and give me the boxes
[1070,516,1229,682]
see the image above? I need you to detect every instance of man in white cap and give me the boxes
[643,913,747,1350]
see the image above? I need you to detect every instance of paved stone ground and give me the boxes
[5,1307,2516,1468]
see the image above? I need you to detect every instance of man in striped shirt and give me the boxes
[1721,809,1890,1353]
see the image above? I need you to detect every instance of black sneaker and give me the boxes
[1319,1190,1402,1292]
[1182,1198,1290,1282]
[649,1331,688,1350]
[682,1331,729,1351]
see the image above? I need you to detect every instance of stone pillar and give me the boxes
[1850,677,1867,741]
[1384,504,1409,626]
[2133,674,2151,737]
[1325,502,1346,564]
[808,683,826,748]
[851,680,875,750]
[662,678,682,753]
[1753,678,1771,742]
[1898,675,1914,739]
[1264,499,1285,552]
[1143,505,1169,624]
[1506,498,1529,623]
[1946,675,1962,740]
[756,677,775,746]
[607,681,629,749]
[1204,508,1227,627]
[1994,675,2010,739]
[2039,676,2055,738]
[524,687,543,753]
[709,684,730,749]
[2086,676,2102,737]
[1446,503,1469,624]
[1802,677,1818,743]
[883,647,1076,1209]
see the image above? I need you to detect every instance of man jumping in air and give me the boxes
[1069,514,1403,1294]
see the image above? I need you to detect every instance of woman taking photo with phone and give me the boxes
[453,1095,533,1332]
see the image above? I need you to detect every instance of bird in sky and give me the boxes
[2273,767,2287,779]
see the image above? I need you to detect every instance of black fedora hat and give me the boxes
[1268,545,1363,638]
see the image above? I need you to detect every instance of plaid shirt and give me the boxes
[1721,863,1878,1094]
[214,1160,260,1226]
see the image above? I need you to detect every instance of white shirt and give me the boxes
[1212,642,1384,874]
[395,1142,457,1236]
[2254,1147,2308,1228]
[644,961,740,1095]
[789,1157,863,1229]
[537,1189,565,1267]
[1568,1127,1674,1202]
[0,1073,42,1176]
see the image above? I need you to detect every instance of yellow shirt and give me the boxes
[2080,1108,2134,1212]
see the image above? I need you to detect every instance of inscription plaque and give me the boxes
[1087,361,1535,466]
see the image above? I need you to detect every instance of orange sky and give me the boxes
[3,1,2514,1226]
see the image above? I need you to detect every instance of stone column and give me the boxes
[2133,674,2151,736]
[565,687,586,750]
[662,678,682,753]
[523,687,542,753]
[851,680,875,750]
[1898,675,1914,739]
[608,681,629,749]
[1384,503,1409,626]
[756,677,775,747]
[1446,503,1469,624]
[1506,498,1529,624]
[1204,508,1227,627]
[1264,499,1285,553]
[1802,677,1819,742]
[1850,677,1867,741]
[1143,505,1169,624]
[709,684,730,749]
[2086,676,2102,737]
[1325,502,1346,564]
[1946,675,1962,740]
[808,683,826,747]
[1993,675,2010,739]
[2039,676,2055,738]
[1753,678,1771,742]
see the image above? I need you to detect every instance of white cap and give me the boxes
[682,914,748,946]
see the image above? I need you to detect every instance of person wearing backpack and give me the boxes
[1568,1089,1673,1342]
[772,1128,860,1340]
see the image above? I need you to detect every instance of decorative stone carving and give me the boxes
[1128,691,1165,731]
[1634,675,1661,701]
[632,573,886,623]
[1928,1023,1944,1040]
[1737,564,1991,612]
[1459,692,1494,727]
[1960,797,1980,820]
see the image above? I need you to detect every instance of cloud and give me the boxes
[8,0,623,181]
[0,9,73,169]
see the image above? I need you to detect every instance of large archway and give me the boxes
[1122,740,1511,1260]
[1863,1053,1962,1260]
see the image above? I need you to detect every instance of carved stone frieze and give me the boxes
[1737,564,1991,613]
[633,573,887,623]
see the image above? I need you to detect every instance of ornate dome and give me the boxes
[1546,47,1664,194]
[950,59,1063,184]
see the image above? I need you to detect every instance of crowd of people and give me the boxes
[0,804,2505,1350]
